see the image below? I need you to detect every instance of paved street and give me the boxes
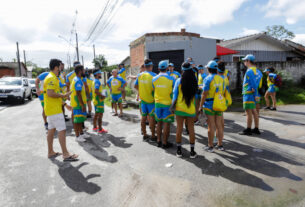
[1,99,305,207]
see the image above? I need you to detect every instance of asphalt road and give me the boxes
[1,99,305,207]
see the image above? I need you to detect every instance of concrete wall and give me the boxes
[226,61,305,90]
[145,35,216,66]
[221,50,301,62]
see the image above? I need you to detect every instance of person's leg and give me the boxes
[87,100,92,116]
[252,109,259,128]
[93,108,98,129]
[122,88,126,101]
[163,122,170,145]
[265,92,271,107]
[149,116,156,139]
[246,109,253,129]
[114,102,118,115]
[157,121,163,144]
[187,117,195,144]
[256,103,260,115]
[57,129,76,159]
[98,113,103,130]
[206,115,216,148]
[47,128,56,156]
[271,92,277,108]
[119,103,123,115]
[74,123,80,137]
[176,116,184,144]
[215,115,224,146]
[141,115,147,137]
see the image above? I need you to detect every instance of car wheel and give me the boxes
[28,92,32,101]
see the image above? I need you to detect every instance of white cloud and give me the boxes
[0,0,248,67]
[240,28,260,36]
[293,34,305,46]
[264,0,305,24]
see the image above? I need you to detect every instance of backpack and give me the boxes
[274,74,282,87]
[213,79,227,112]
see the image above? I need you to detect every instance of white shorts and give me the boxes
[47,113,66,132]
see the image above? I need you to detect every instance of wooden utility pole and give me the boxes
[16,42,21,76]
[75,32,80,62]
[93,44,96,59]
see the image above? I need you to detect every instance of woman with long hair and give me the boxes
[171,62,198,158]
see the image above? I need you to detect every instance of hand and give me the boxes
[63,91,72,98]
[65,104,72,111]
[37,90,41,96]
[81,105,86,113]
[169,105,175,114]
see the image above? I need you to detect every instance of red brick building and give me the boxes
[0,62,28,78]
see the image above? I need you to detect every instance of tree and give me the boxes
[93,54,108,70]
[266,25,295,40]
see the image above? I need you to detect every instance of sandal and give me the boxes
[63,154,79,162]
[113,113,118,116]
[48,152,62,159]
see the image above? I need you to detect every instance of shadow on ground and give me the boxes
[51,160,101,194]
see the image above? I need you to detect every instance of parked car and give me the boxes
[29,79,37,97]
[0,77,32,104]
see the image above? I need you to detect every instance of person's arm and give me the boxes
[249,71,257,93]
[134,75,139,90]
[47,89,71,98]
[170,80,179,113]
[76,90,86,112]
[198,91,208,113]
[35,78,41,96]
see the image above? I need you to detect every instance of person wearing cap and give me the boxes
[92,69,108,134]
[107,69,127,117]
[167,63,181,80]
[214,57,231,81]
[195,64,208,125]
[152,60,176,148]
[134,59,157,142]
[70,65,90,142]
[118,64,127,102]
[198,60,226,152]
[239,54,260,135]
[216,61,230,151]
[170,62,198,158]
[264,67,278,110]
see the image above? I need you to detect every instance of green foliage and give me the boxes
[125,86,134,97]
[266,25,295,40]
[103,65,117,73]
[277,87,305,105]
[93,54,108,70]
[298,75,305,88]
[31,67,48,78]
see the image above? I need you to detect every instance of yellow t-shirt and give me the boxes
[107,76,126,95]
[152,73,175,107]
[118,68,126,80]
[135,71,156,104]
[70,76,87,108]
[43,71,63,116]
[87,78,93,93]
[92,79,105,105]
[173,78,196,116]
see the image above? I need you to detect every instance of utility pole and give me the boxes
[16,42,21,76]
[23,50,27,66]
[93,44,96,59]
[75,32,80,62]
[81,55,84,66]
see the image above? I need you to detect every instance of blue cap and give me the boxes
[94,70,102,75]
[144,61,153,66]
[169,63,174,67]
[158,60,168,70]
[198,66,204,70]
[263,68,271,73]
[205,61,218,70]
[242,54,255,62]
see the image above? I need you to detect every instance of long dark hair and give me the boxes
[181,62,198,107]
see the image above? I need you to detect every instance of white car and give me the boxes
[29,79,37,96]
[0,77,32,104]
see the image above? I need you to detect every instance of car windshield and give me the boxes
[29,80,35,84]
[0,79,22,86]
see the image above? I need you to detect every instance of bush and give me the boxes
[125,86,134,97]
[298,75,305,88]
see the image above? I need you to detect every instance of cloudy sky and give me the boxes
[0,0,305,68]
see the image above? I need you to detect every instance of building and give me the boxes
[120,56,130,67]
[218,33,305,62]
[129,29,216,74]
[0,62,28,78]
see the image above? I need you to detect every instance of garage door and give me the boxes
[149,50,184,74]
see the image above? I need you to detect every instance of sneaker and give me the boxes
[270,107,277,111]
[162,142,173,149]
[98,128,108,134]
[93,127,98,132]
[81,133,90,139]
[76,136,86,142]
[149,137,157,143]
[215,145,225,151]
[44,123,48,130]
[157,141,162,148]
[87,113,92,118]
[143,135,150,141]
[65,117,70,122]
[190,151,197,158]
[251,128,261,135]
[176,148,182,158]
[239,129,252,136]
[205,146,214,153]
[264,106,271,110]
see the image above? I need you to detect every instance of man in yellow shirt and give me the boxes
[70,65,89,142]
[44,59,77,162]
[152,60,176,148]
[118,64,127,102]
[86,71,93,118]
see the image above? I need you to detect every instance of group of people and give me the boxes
[37,53,279,161]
